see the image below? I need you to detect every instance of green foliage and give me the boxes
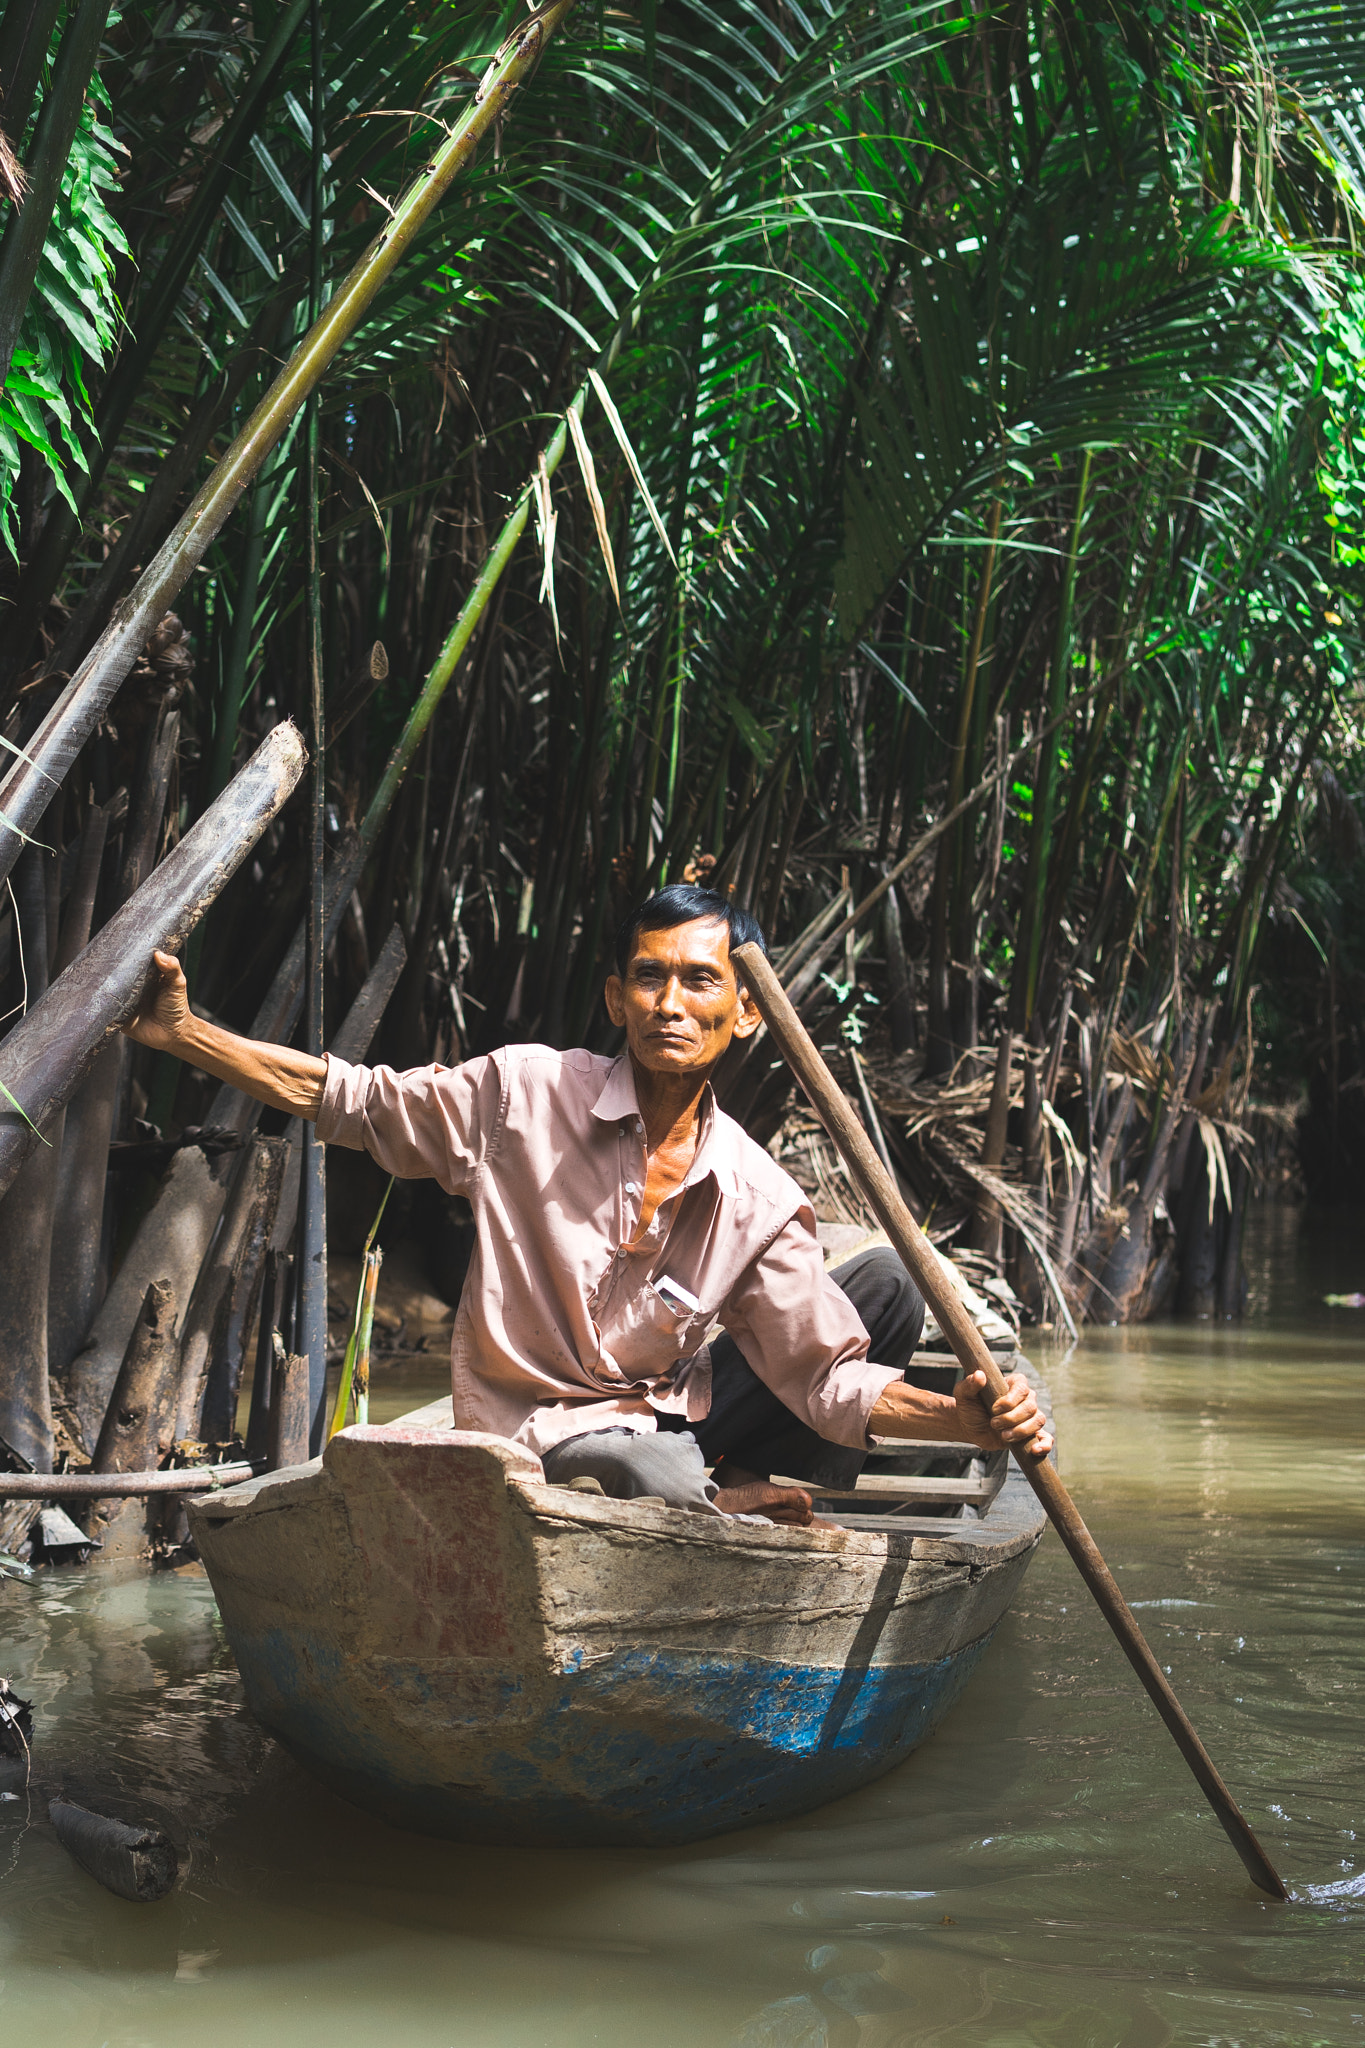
[2,0,1363,1131]
[1317,278,1365,569]
[0,91,128,552]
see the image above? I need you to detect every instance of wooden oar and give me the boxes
[733,941,1288,1901]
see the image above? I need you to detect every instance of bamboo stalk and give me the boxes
[735,939,1289,1902]
[0,0,578,883]
[0,0,65,146]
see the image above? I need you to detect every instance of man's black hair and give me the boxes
[614,884,768,975]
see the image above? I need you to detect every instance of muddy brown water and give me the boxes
[0,1200,1361,2047]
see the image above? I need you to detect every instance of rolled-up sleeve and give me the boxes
[316,1051,503,1197]
[717,1208,902,1449]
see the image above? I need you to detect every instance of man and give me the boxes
[125,884,1050,1523]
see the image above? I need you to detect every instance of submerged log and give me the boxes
[48,1800,179,1902]
[0,722,305,1204]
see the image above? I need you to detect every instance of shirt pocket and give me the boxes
[598,1279,704,1383]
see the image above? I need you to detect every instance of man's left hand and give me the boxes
[954,1368,1052,1459]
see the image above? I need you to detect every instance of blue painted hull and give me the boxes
[234,1625,997,1846]
[190,1426,1043,1848]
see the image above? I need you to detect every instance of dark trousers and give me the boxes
[657,1247,925,1490]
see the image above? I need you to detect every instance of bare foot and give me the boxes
[713,1479,836,1529]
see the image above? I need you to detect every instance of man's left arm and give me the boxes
[870,1364,1052,1458]
[721,1215,1051,1458]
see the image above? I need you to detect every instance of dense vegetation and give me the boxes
[1,0,1364,1500]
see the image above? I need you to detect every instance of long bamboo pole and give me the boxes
[0,0,577,885]
[733,940,1289,1902]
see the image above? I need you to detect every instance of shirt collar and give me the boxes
[590,1054,726,1189]
[591,1054,644,1125]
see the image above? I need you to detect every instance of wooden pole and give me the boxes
[0,722,306,1201]
[0,1463,258,1498]
[268,1349,310,1472]
[732,940,1288,1901]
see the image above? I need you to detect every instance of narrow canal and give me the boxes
[1,1202,1361,2047]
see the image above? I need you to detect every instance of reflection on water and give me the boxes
[1,1202,1362,2047]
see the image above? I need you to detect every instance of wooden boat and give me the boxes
[188,1359,1049,1848]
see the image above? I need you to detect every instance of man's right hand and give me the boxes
[119,948,328,1119]
[123,948,194,1053]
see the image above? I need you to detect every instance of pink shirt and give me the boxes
[318,1045,900,1459]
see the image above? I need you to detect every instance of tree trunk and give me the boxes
[1176,1144,1222,1318]
[244,1253,291,1460]
[0,0,114,390]
[970,1031,1012,1261]
[92,1279,178,1476]
[1070,1080,1134,1319]
[0,723,305,1203]
[173,1136,287,1443]
[65,794,404,1451]
[0,844,57,1476]
[1096,1020,1200,1322]
[881,884,915,1054]
[49,715,181,1385]
[85,1278,179,1556]
[268,1349,309,1471]
[1216,1155,1250,1320]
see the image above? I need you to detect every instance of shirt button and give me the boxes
[625,1180,638,1194]
[634,1120,644,1135]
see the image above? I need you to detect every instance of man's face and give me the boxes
[604,917,761,1077]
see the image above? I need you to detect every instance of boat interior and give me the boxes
[770,1344,1016,1535]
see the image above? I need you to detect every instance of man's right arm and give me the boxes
[122,949,326,1118]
